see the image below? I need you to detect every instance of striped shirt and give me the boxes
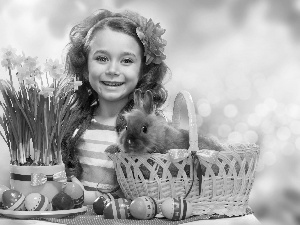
[78,119,119,192]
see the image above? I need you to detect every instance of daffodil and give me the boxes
[39,86,55,97]
[1,46,17,60]
[0,46,82,166]
[23,56,38,72]
[24,76,36,87]
[44,59,64,80]
[0,58,10,70]
[16,65,31,81]
[1,46,18,70]
[32,66,43,80]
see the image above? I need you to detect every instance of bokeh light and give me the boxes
[224,104,238,118]
[197,99,212,117]
[276,126,292,141]
[218,124,232,138]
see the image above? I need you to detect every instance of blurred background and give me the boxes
[1,0,300,224]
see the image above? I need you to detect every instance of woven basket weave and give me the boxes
[110,91,260,217]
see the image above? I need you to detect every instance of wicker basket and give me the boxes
[110,91,260,217]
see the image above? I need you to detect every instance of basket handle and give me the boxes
[171,91,199,153]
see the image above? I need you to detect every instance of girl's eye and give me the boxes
[96,56,108,62]
[122,58,133,64]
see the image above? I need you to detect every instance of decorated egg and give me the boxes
[52,192,74,210]
[0,185,9,209]
[25,193,52,211]
[2,189,25,211]
[93,193,115,215]
[130,196,158,220]
[161,197,193,220]
[103,198,132,219]
[63,182,84,208]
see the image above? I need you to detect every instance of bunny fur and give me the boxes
[105,89,224,155]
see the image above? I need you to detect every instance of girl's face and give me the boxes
[87,28,142,105]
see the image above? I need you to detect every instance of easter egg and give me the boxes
[25,193,52,211]
[161,197,193,221]
[63,182,84,208]
[103,198,132,219]
[2,189,25,211]
[93,193,115,215]
[130,196,158,220]
[0,185,9,209]
[52,192,74,210]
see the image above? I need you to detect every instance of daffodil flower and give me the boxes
[32,67,43,80]
[13,54,25,68]
[1,46,17,60]
[0,58,10,70]
[39,86,55,97]
[1,46,18,70]
[23,56,38,72]
[0,46,79,166]
[24,76,36,87]
[44,59,64,80]
[16,65,31,81]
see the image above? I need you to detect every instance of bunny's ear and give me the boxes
[143,90,155,114]
[134,89,143,109]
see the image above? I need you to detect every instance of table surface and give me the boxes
[0,214,262,225]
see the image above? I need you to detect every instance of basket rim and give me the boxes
[172,91,199,153]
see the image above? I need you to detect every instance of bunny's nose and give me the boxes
[126,138,137,149]
[127,138,133,146]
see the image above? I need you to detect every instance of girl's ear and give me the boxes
[134,89,143,109]
[143,90,155,114]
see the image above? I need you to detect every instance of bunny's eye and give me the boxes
[141,125,148,133]
[125,126,128,130]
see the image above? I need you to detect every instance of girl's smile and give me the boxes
[87,28,142,105]
[101,81,124,87]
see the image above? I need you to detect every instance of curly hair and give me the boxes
[62,9,169,178]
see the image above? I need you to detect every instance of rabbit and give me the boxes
[105,89,226,179]
[109,89,224,155]
[105,89,227,179]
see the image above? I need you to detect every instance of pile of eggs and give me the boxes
[93,194,193,221]
[0,181,194,221]
[0,181,84,211]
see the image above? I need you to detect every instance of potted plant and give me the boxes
[0,46,81,200]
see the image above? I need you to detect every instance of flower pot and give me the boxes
[10,164,66,201]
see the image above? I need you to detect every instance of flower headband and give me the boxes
[122,11,167,65]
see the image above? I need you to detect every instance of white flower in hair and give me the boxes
[136,18,167,65]
[123,10,167,65]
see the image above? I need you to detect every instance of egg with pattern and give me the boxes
[103,198,132,219]
[63,182,84,208]
[161,197,193,220]
[93,193,115,215]
[2,189,25,211]
[0,185,9,209]
[52,192,74,210]
[130,196,158,220]
[25,193,52,211]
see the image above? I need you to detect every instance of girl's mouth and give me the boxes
[102,81,125,87]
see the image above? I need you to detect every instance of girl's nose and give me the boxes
[105,61,120,76]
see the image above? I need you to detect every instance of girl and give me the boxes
[61,9,169,205]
